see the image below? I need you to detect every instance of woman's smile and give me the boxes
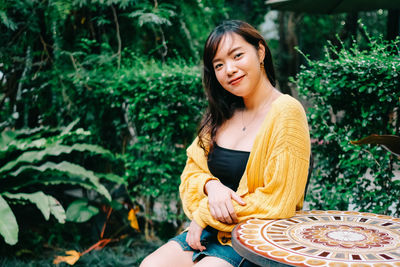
[229,75,245,85]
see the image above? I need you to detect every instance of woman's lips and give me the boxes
[229,75,244,85]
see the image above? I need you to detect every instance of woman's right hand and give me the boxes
[204,180,246,224]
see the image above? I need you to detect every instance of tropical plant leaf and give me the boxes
[97,173,126,185]
[0,127,55,155]
[4,177,110,199]
[351,134,400,157]
[49,196,67,223]
[0,126,53,153]
[0,130,17,148]
[66,199,99,223]
[0,127,91,155]
[60,118,80,136]
[3,192,66,223]
[5,125,51,139]
[0,143,113,174]
[0,137,48,161]
[9,161,111,201]
[0,195,18,245]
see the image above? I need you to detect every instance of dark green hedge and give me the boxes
[296,36,400,215]
[121,58,206,225]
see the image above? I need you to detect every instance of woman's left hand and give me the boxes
[186,220,206,251]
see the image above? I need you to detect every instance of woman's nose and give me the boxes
[225,61,237,75]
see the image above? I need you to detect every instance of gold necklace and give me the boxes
[241,109,257,131]
[240,95,274,131]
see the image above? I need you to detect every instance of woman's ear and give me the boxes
[258,41,266,63]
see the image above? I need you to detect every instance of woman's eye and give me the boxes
[234,53,243,59]
[214,64,223,70]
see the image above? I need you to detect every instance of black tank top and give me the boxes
[207,144,250,190]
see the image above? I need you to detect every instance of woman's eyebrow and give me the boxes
[212,46,243,64]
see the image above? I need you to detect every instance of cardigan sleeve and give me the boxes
[179,139,219,220]
[192,150,309,230]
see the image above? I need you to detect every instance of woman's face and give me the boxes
[212,33,265,98]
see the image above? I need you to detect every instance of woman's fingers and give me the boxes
[212,201,235,224]
[231,191,246,206]
[209,206,217,220]
[208,199,238,223]
[220,202,234,224]
[206,181,246,224]
[225,200,238,223]
[217,205,232,224]
[186,220,206,251]
[213,206,228,223]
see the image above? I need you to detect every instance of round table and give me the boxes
[232,210,400,267]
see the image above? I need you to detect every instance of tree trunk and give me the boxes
[277,11,300,96]
[387,9,400,41]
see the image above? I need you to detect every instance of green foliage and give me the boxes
[0,0,226,147]
[295,34,400,215]
[66,199,99,223]
[0,1,256,235]
[4,192,66,223]
[121,58,206,225]
[0,195,18,245]
[3,20,205,234]
[0,122,124,245]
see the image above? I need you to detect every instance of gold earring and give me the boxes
[260,61,264,69]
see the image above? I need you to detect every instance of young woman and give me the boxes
[140,20,310,267]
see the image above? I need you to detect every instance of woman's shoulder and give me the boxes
[274,94,303,108]
[268,94,307,124]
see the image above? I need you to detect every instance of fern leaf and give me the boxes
[130,12,171,26]
[128,3,176,27]
[0,195,18,245]
[3,192,66,223]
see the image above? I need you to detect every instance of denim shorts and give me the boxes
[169,226,257,267]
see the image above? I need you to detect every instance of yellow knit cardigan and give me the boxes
[179,94,311,245]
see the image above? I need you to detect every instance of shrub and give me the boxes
[295,34,400,215]
[120,58,206,237]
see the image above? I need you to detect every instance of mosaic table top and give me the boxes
[232,210,400,267]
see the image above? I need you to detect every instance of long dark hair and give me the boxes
[197,20,276,153]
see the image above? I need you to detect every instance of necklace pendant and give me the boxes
[242,127,246,131]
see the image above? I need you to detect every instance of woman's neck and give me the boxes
[242,77,277,111]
